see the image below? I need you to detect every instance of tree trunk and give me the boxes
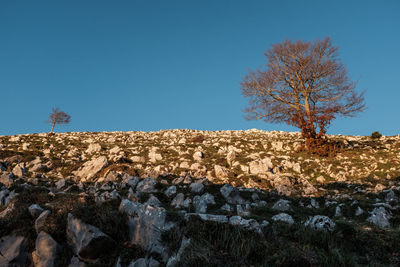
[50,122,55,133]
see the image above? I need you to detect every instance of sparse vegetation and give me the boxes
[0,129,399,266]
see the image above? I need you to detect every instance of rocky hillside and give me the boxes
[0,129,400,266]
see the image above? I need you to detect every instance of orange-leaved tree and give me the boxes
[241,37,365,155]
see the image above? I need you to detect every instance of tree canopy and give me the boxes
[241,37,365,153]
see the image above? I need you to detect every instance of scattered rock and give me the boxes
[0,173,14,187]
[0,235,26,266]
[12,164,26,177]
[32,231,59,267]
[249,158,273,175]
[35,210,51,233]
[171,193,185,208]
[272,199,291,211]
[165,186,177,197]
[367,207,392,228]
[67,213,116,261]
[214,165,228,179]
[136,178,158,193]
[189,182,204,193]
[193,193,215,213]
[272,213,294,224]
[74,156,108,182]
[28,204,44,218]
[85,143,102,154]
[55,179,66,190]
[119,199,172,255]
[193,151,204,162]
[304,215,335,232]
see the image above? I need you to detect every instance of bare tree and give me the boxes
[48,108,71,133]
[242,37,365,154]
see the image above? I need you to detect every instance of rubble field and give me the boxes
[1,129,400,266]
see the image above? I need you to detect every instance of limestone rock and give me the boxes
[367,207,391,228]
[29,204,44,218]
[214,165,228,179]
[272,213,294,224]
[166,237,191,267]
[0,173,14,187]
[73,156,108,182]
[119,199,172,255]
[220,184,245,205]
[193,193,215,213]
[171,193,185,208]
[136,178,158,193]
[165,186,177,197]
[304,215,335,232]
[12,164,26,178]
[85,143,101,154]
[67,213,115,261]
[272,199,292,211]
[32,231,59,267]
[193,151,204,162]
[249,158,273,175]
[0,235,26,266]
[35,210,51,233]
[130,156,146,163]
[189,182,204,193]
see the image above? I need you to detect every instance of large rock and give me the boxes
[214,165,228,179]
[189,182,204,193]
[171,193,185,208]
[32,231,59,267]
[271,175,294,196]
[66,213,115,261]
[166,237,191,267]
[219,184,245,205]
[164,186,177,197]
[119,199,172,255]
[193,193,215,213]
[272,199,292,211]
[148,150,162,163]
[367,207,392,228]
[249,158,273,175]
[304,215,336,232]
[130,156,146,163]
[229,216,262,233]
[85,143,102,154]
[226,150,236,166]
[0,189,10,205]
[193,151,204,162]
[73,156,108,182]
[136,178,158,193]
[29,204,45,218]
[0,173,14,187]
[35,210,51,233]
[272,213,294,224]
[12,164,26,178]
[0,235,26,266]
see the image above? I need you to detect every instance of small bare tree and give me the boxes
[242,37,365,155]
[48,108,71,133]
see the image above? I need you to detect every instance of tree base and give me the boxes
[297,137,344,157]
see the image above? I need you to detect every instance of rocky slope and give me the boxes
[0,129,399,266]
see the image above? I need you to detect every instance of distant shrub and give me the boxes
[371,131,382,139]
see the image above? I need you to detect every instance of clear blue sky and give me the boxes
[1,0,399,136]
